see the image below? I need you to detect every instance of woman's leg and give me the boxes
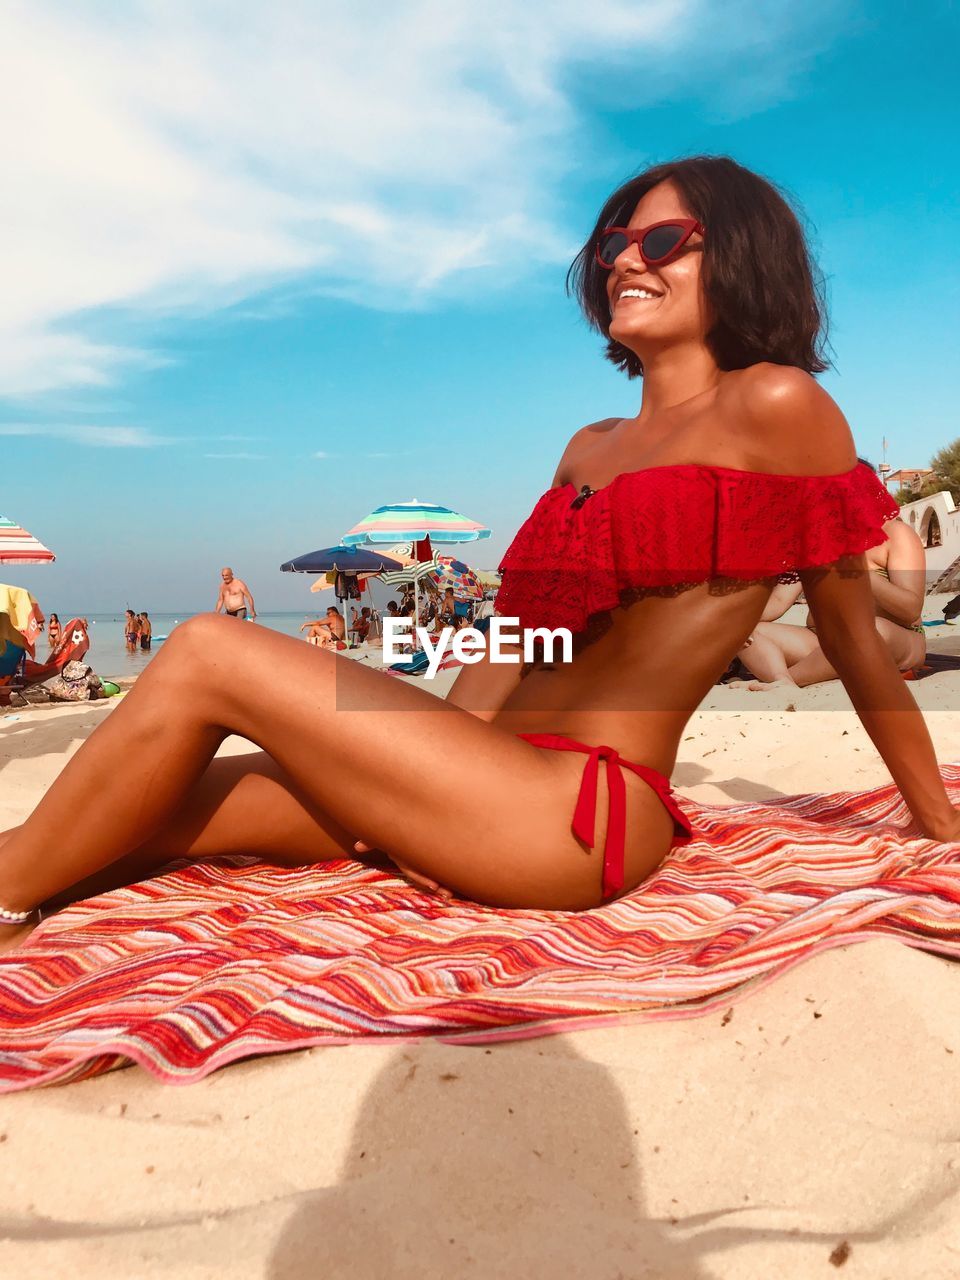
[0,614,663,914]
[735,622,819,689]
[781,619,925,687]
[1,751,354,909]
[874,618,926,671]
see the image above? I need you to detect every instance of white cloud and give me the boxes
[313,451,331,459]
[0,0,847,397]
[0,422,167,447]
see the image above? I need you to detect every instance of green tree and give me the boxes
[927,439,960,503]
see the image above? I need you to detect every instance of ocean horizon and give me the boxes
[64,611,344,680]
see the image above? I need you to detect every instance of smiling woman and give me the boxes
[568,154,829,379]
[2,153,959,943]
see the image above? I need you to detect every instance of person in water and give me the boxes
[123,609,139,651]
[46,613,62,652]
[1,155,958,943]
[734,508,927,688]
[215,567,256,621]
[139,612,153,651]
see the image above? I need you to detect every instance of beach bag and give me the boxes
[47,661,104,702]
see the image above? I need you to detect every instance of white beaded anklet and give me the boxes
[0,904,31,924]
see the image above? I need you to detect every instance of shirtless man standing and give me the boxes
[215,568,256,621]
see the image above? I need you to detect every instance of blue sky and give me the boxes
[2,0,958,612]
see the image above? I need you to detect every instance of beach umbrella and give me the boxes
[280,545,403,574]
[309,570,378,594]
[344,501,490,644]
[430,555,483,601]
[343,500,491,546]
[0,515,55,565]
[379,546,441,588]
[281,545,403,645]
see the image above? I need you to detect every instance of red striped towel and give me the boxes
[2,769,959,1092]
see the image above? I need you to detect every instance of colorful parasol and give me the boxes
[379,544,440,588]
[0,515,55,565]
[343,500,491,546]
[430,555,483,600]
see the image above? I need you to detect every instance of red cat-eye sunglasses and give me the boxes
[595,218,705,269]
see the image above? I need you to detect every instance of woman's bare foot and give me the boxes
[725,678,796,691]
[0,827,38,953]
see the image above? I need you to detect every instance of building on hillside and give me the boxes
[883,467,936,495]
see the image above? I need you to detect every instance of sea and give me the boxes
[75,613,326,680]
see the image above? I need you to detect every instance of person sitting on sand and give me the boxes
[3,155,959,945]
[437,588,457,627]
[301,618,337,649]
[353,607,372,644]
[301,617,329,642]
[324,607,346,644]
[734,510,926,690]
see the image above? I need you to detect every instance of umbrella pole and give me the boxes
[413,575,421,651]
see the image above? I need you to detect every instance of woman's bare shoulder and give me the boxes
[725,363,856,475]
[885,516,926,558]
[552,417,622,486]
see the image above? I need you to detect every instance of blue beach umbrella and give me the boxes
[281,545,404,640]
[280,545,403,574]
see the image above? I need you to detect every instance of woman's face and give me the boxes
[605,180,709,359]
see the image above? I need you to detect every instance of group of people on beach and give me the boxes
[387,586,482,632]
[123,610,152,652]
[299,585,484,654]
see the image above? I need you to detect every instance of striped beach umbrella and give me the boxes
[0,515,55,565]
[344,502,490,645]
[343,500,491,546]
[379,545,440,589]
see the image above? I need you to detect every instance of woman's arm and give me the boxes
[802,559,957,839]
[871,521,926,625]
[759,580,804,622]
[738,365,957,837]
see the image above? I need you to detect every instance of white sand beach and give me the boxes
[2,604,960,1278]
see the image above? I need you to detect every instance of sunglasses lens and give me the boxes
[597,230,629,267]
[641,224,687,262]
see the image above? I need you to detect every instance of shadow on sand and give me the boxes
[268,1040,720,1280]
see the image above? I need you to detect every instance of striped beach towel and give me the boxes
[2,769,960,1092]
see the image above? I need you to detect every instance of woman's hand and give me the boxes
[352,838,451,897]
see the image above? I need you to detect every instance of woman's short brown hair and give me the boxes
[568,155,828,378]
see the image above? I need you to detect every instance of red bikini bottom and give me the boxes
[517,734,694,900]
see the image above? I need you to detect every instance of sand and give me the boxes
[2,604,960,1277]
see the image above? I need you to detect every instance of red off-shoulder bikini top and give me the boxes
[496,461,900,635]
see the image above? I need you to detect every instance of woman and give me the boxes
[1,155,957,942]
[735,512,927,689]
[46,613,62,652]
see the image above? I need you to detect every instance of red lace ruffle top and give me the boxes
[496,462,900,635]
